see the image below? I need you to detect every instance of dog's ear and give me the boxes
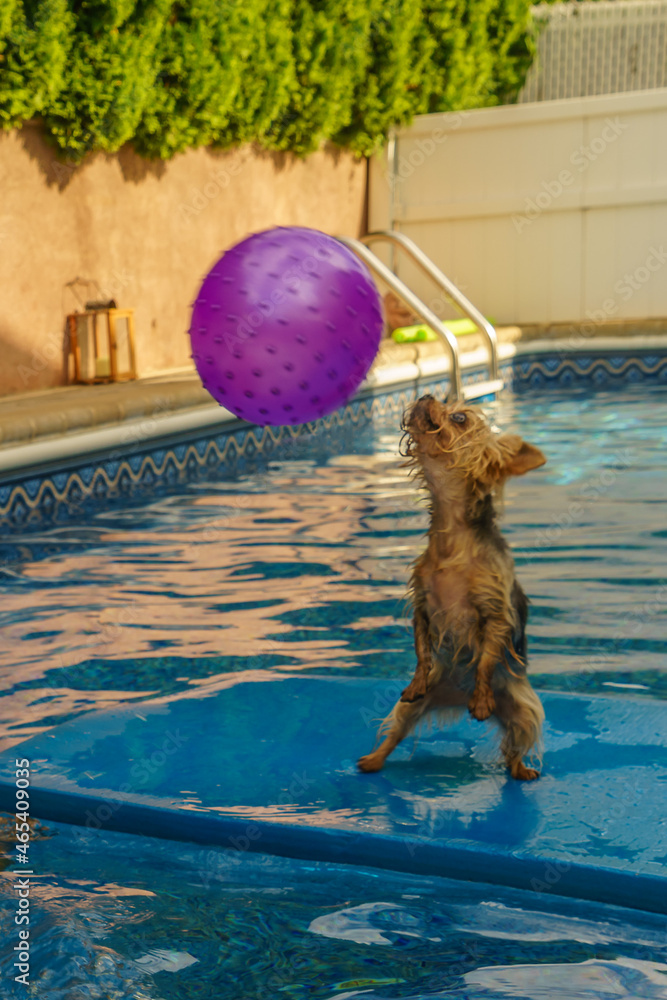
[497,434,547,476]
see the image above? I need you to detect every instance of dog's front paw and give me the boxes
[357,753,384,773]
[510,761,540,781]
[468,690,496,721]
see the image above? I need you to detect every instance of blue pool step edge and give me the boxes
[1,678,665,916]
[2,780,664,918]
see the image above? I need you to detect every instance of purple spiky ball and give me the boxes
[189,227,384,426]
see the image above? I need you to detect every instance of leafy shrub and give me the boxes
[0,0,536,160]
[43,0,172,159]
[0,0,74,126]
[335,0,429,155]
[261,0,375,154]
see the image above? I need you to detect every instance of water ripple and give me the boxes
[0,385,665,748]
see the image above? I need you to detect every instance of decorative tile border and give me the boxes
[0,373,445,528]
[1,347,666,528]
[510,350,667,389]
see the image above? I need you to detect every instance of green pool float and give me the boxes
[392,318,495,342]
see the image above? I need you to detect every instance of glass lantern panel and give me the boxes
[77,316,97,381]
[114,316,132,377]
[94,314,111,378]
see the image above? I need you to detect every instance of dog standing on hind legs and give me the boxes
[358,395,547,780]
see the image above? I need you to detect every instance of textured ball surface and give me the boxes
[189,227,383,426]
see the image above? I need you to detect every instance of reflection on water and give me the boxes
[0,821,665,1000]
[0,385,666,749]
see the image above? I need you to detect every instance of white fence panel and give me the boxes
[369,90,667,326]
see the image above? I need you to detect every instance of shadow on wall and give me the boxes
[18,125,170,191]
[15,123,356,190]
[0,326,70,396]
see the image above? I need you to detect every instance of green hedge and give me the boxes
[0,0,535,161]
[0,0,74,127]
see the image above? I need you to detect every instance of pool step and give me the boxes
[1,678,665,915]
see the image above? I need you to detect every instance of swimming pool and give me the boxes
[1,820,666,1000]
[1,382,665,747]
[0,381,666,998]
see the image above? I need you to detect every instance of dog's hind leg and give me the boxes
[357,698,426,773]
[359,603,435,773]
[468,644,503,720]
[494,677,544,780]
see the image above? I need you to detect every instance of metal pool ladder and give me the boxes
[336,230,502,401]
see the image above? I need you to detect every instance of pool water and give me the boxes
[1,384,665,752]
[0,382,666,999]
[1,820,666,1000]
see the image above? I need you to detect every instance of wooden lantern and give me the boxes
[67,306,137,384]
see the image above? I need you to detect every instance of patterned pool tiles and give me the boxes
[512,349,667,389]
[0,385,410,528]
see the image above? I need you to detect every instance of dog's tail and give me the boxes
[497,676,545,769]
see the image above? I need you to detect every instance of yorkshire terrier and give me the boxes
[358,395,547,780]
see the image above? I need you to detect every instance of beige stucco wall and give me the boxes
[0,125,367,396]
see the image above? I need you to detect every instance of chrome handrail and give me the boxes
[336,236,463,398]
[361,230,500,383]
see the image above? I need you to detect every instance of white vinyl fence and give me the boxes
[369,89,667,327]
[521,0,667,103]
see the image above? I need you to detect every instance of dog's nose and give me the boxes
[408,394,439,430]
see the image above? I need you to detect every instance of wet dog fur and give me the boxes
[358,395,547,780]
